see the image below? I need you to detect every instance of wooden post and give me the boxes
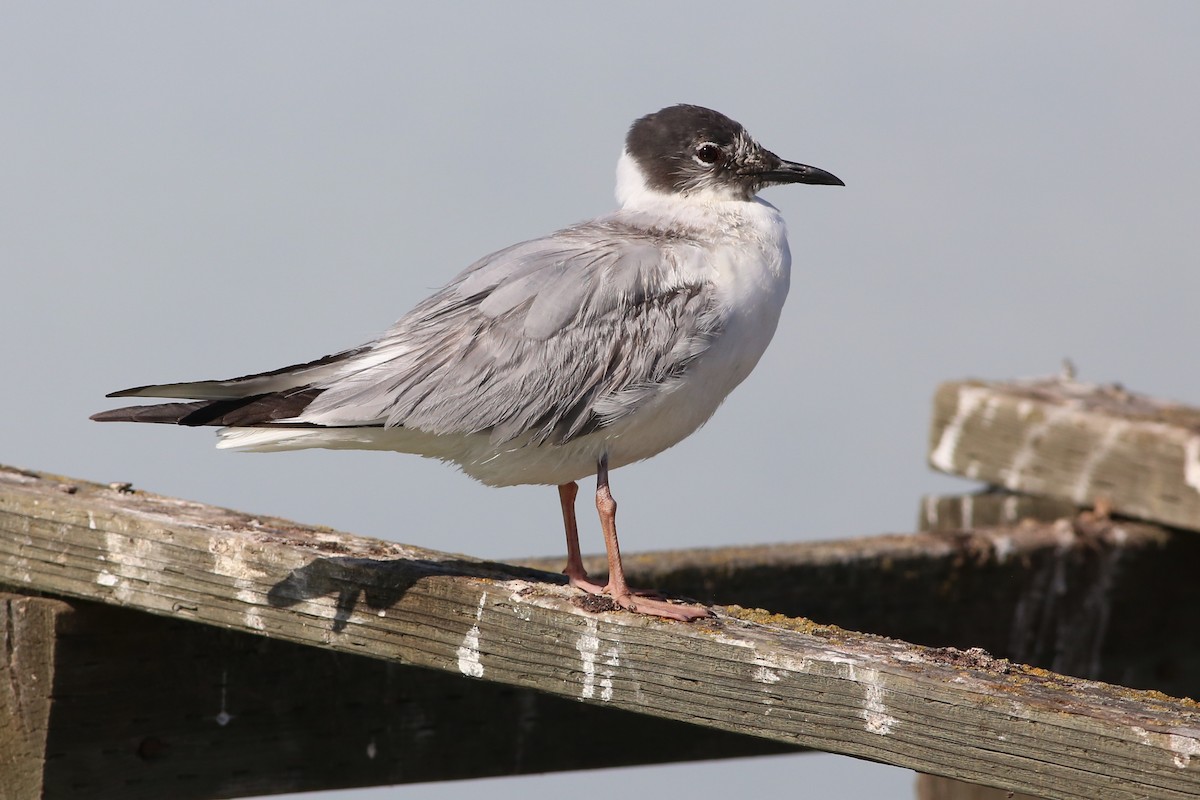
[1,594,70,800]
[928,377,1200,531]
[2,465,1199,800]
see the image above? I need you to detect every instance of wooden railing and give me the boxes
[3,376,1199,800]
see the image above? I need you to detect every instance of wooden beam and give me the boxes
[0,592,790,799]
[928,377,1200,532]
[1,594,69,800]
[522,512,1200,701]
[2,464,1199,800]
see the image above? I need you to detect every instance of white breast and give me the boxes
[598,195,792,470]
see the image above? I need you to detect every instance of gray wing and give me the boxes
[299,220,725,446]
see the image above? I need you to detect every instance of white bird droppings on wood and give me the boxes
[577,619,600,700]
[848,665,897,735]
[930,385,991,472]
[456,593,486,678]
[1133,725,1200,769]
[600,645,619,702]
[575,619,618,702]
[1184,436,1200,495]
[752,666,781,684]
[1071,421,1129,503]
[1169,734,1200,769]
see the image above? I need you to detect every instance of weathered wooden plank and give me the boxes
[18,492,1197,800]
[928,377,1200,532]
[0,591,790,799]
[1,594,70,800]
[2,465,1199,800]
[523,513,1200,700]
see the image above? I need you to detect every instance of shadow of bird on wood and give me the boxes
[267,555,557,632]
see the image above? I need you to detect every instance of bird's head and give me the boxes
[618,104,843,206]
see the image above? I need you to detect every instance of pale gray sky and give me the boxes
[4,2,1199,798]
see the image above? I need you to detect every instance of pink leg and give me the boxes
[559,482,607,594]
[593,456,711,622]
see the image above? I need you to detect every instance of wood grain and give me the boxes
[2,465,1199,800]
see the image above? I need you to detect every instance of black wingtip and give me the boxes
[90,405,176,423]
[90,407,140,422]
[105,385,152,398]
[90,389,324,427]
[90,400,218,425]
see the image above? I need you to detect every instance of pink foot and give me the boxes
[565,571,705,620]
[566,572,608,595]
[608,591,712,622]
[565,570,663,600]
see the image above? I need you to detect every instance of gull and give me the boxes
[92,104,843,621]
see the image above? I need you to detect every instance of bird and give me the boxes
[92,104,844,621]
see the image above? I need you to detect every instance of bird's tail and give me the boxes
[100,346,367,402]
[89,390,322,427]
[90,346,369,427]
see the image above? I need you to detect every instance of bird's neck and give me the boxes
[615,150,752,211]
[613,150,780,240]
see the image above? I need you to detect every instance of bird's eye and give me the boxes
[694,143,722,165]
